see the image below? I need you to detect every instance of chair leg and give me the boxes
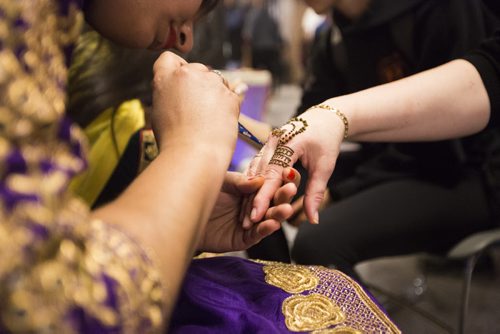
[458,254,479,334]
[366,283,454,333]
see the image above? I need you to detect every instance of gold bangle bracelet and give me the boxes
[312,104,349,139]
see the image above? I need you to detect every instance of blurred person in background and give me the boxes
[243,0,286,88]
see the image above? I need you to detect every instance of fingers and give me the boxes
[303,156,335,224]
[244,202,294,249]
[264,203,294,222]
[283,167,301,188]
[273,178,298,205]
[255,220,281,239]
[153,51,188,72]
[245,134,279,177]
[242,134,280,228]
[221,172,263,195]
[243,202,293,248]
[244,171,297,228]
[241,167,299,230]
[211,69,230,89]
[250,165,283,222]
[231,80,248,96]
[221,172,263,228]
[262,167,300,208]
[154,55,229,91]
[251,143,299,223]
[245,203,293,244]
[288,196,306,227]
[242,193,258,229]
[243,220,281,247]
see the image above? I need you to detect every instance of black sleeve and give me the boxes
[296,26,347,115]
[462,30,500,126]
[412,0,499,72]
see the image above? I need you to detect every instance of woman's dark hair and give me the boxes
[67,28,161,128]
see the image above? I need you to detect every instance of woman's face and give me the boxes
[84,0,207,53]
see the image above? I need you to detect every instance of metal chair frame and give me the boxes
[365,228,500,334]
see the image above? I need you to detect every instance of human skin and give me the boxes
[84,0,211,52]
[249,59,490,226]
[80,0,298,323]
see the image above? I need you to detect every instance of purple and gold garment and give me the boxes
[0,0,163,332]
[170,257,400,333]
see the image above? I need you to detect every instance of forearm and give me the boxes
[91,145,229,316]
[327,59,491,142]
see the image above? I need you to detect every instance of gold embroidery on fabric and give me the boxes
[263,262,318,293]
[257,260,400,333]
[312,327,362,334]
[282,293,345,332]
[307,267,400,333]
[0,1,164,332]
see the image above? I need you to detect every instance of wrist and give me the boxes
[159,140,233,172]
[309,104,349,139]
[321,96,359,139]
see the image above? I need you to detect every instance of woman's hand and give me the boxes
[247,106,346,225]
[245,59,493,226]
[151,51,240,160]
[197,168,300,253]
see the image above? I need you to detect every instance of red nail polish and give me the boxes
[287,169,295,181]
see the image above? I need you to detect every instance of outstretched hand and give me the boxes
[247,106,346,225]
[197,168,300,253]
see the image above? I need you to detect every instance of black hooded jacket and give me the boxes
[298,0,500,189]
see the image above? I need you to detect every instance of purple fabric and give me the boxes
[169,257,292,333]
[169,257,399,333]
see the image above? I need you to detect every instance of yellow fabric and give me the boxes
[69,99,145,206]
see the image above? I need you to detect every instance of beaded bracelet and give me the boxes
[312,104,349,139]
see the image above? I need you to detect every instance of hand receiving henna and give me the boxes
[247,105,347,225]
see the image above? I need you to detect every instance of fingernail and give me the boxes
[287,169,295,181]
[251,208,257,221]
[312,211,319,224]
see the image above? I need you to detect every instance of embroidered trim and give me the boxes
[262,262,318,293]
[282,293,345,332]
[255,260,401,333]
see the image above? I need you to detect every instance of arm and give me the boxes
[92,145,231,314]
[338,59,490,142]
[92,52,240,320]
[251,58,492,226]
